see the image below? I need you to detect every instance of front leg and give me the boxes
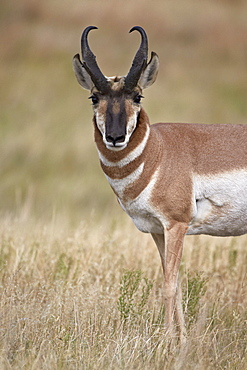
[152,222,188,341]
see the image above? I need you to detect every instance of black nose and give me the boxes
[106,135,125,146]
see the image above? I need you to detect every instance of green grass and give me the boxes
[0,0,247,368]
[117,270,154,322]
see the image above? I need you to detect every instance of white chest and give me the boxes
[114,167,168,234]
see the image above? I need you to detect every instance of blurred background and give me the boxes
[0,0,246,227]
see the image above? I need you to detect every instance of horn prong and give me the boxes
[81,26,109,93]
[124,26,148,91]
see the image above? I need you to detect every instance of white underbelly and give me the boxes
[187,171,247,237]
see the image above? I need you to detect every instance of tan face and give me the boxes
[90,77,143,151]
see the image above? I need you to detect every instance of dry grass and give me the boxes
[0,218,246,369]
[0,0,247,368]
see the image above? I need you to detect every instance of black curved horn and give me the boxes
[124,26,148,91]
[81,26,109,93]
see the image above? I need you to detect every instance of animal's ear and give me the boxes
[72,54,94,91]
[138,52,159,89]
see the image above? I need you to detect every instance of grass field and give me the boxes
[0,0,247,368]
[0,219,246,369]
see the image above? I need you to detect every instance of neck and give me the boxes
[94,108,162,201]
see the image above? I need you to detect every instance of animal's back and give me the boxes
[151,122,247,174]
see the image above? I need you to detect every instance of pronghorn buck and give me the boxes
[73,26,247,340]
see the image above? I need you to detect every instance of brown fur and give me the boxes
[153,121,247,175]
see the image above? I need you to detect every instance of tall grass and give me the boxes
[0,218,246,369]
[0,0,247,368]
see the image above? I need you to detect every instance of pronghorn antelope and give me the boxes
[73,26,247,340]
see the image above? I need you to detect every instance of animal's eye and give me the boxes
[89,95,99,105]
[133,95,143,104]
